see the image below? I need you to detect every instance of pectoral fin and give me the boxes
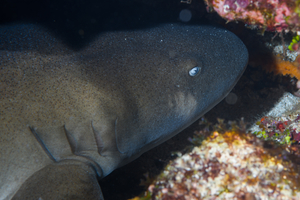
[12,161,104,200]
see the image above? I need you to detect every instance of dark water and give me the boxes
[0,0,207,50]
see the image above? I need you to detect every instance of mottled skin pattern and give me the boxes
[0,23,248,200]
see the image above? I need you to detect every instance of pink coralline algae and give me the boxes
[204,0,300,32]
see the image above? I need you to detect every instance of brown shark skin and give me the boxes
[0,24,248,199]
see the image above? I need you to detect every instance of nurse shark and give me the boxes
[0,23,248,199]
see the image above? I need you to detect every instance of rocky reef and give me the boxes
[132,118,300,200]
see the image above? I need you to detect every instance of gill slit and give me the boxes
[29,126,56,162]
[114,117,125,154]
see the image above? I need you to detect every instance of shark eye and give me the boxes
[189,66,201,77]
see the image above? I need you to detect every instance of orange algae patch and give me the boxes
[265,55,300,79]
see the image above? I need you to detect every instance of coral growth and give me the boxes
[133,119,300,200]
[253,113,300,146]
[204,0,300,33]
[289,35,300,52]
